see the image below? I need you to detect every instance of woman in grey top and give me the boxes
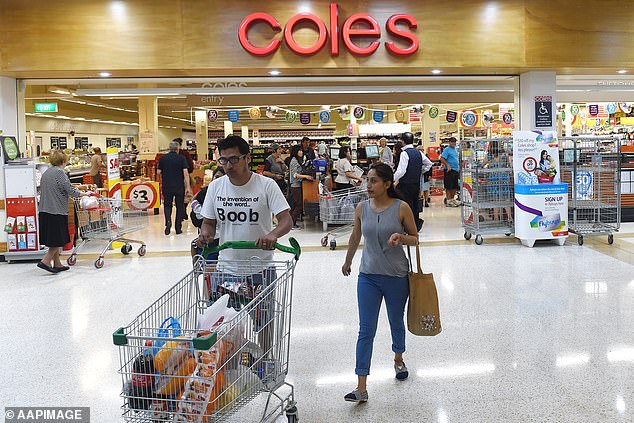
[38,150,87,273]
[342,163,418,402]
[288,145,313,230]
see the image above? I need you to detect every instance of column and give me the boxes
[223,121,233,137]
[515,71,557,131]
[422,108,441,149]
[138,96,158,159]
[0,77,19,253]
[194,110,208,160]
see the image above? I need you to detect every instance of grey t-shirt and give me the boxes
[264,154,284,176]
[359,199,409,277]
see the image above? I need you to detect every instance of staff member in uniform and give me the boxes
[88,147,104,188]
[158,141,192,235]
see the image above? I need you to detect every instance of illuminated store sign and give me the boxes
[238,3,418,57]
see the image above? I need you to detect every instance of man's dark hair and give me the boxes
[448,137,457,143]
[301,136,310,143]
[218,135,250,155]
[402,132,414,145]
[173,137,184,146]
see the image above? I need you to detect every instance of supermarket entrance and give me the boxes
[20,75,518,243]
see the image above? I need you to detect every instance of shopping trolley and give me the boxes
[113,239,301,423]
[319,184,368,250]
[68,196,148,269]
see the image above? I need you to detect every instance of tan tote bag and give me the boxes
[407,243,442,336]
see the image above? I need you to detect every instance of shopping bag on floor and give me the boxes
[407,244,441,336]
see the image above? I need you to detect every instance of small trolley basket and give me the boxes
[319,184,368,250]
[113,239,301,423]
[69,196,148,268]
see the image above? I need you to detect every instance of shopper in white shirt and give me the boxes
[198,135,292,274]
[334,146,363,190]
[393,132,433,231]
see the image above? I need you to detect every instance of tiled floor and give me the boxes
[1,198,633,422]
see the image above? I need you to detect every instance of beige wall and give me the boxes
[1,0,633,77]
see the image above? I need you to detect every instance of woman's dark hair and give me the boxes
[338,146,350,159]
[540,149,548,162]
[218,135,250,155]
[290,144,303,160]
[369,163,401,199]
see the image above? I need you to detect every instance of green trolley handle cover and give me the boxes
[113,238,300,347]
[201,237,301,260]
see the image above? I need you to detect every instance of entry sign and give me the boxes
[300,112,311,125]
[373,110,384,122]
[228,110,240,122]
[534,96,553,128]
[446,111,457,123]
[319,110,331,123]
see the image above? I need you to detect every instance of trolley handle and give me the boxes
[113,327,218,350]
[201,237,301,260]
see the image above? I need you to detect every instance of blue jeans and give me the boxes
[355,272,409,376]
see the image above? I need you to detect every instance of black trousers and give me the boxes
[163,190,185,230]
[397,182,422,230]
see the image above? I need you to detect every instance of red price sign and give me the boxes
[125,183,158,210]
[523,157,537,173]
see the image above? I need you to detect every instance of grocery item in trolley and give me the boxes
[113,238,301,423]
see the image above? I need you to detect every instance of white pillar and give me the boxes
[0,76,19,252]
[194,110,208,160]
[241,126,249,143]
[516,71,557,131]
[224,121,233,137]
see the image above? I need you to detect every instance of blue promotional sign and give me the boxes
[227,110,239,122]
[373,110,384,122]
[319,110,331,123]
[606,103,617,115]
[575,170,593,200]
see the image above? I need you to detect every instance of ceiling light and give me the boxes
[431,69,443,75]
[617,70,628,74]
[48,86,72,95]
[269,70,281,76]
[99,72,112,77]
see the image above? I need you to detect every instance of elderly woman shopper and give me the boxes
[38,150,88,274]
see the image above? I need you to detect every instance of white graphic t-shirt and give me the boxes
[201,173,290,273]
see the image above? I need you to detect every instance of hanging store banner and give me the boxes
[207,109,218,122]
[300,112,311,125]
[285,111,298,123]
[570,104,580,116]
[428,107,439,119]
[459,111,479,128]
[353,106,365,120]
[249,107,261,119]
[227,110,240,122]
[319,110,331,123]
[588,104,599,117]
[446,111,457,123]
[502,112,513,125]
[606,103,618,115]
[513,131,568,247]
[372,110,384,122]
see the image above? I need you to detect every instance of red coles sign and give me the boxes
[238,3,418,57]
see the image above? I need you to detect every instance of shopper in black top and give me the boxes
[158,141,192,235]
